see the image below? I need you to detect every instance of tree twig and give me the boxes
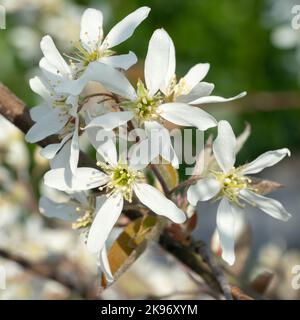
[193,241,233,300]
[149,164,170,197]
[0,248,98,299]
[169,177,200,194]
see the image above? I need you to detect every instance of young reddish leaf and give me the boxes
[251,178,283,195]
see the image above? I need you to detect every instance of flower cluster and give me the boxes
[26,6,291,282]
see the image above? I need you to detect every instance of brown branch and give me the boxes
[194,241,232,300]
[169,177,200,194]
[159,232,223,294]
[149,164,170,197]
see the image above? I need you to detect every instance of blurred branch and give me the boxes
[0,248,98,299]
[202,91,300,113]
[0,82,254,300]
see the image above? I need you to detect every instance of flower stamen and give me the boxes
[97,161,144,202]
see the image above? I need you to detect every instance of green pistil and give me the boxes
[68,41,115,68]
[125,80,162,124]
[97,162,144,202]
[210,168,252,206]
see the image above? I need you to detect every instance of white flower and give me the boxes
[39,192,113,282]
[25,76,82,174]
[27,48,139,175]
[127,29,246,166]
[43,146,187,256]
[123,29,220,129]
[145,30,246,106]
[40,6,150,78]
[187,120,292,265]
[86,29,246,167]
[39,34,138,98]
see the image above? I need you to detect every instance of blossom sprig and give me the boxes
[187,120,292,265]
[22,6,293,285]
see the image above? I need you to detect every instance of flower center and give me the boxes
[97,162,144,202]
[124,80,162,124]
[66,42,115,74]
[211,168,251,206]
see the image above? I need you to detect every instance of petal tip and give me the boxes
[222,253,235,266]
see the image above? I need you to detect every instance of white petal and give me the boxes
[134,183,186,223]
[70,118,80,174]
[40,133,72,159]
[129,121,179,169]
[29,77,51,103]
[176,82,215,103]
[189,91,246,105]
[213,120,236,173]
[25,112,68,143]
[73,192,89,207]
[49,140,72,169]
[159,32,175,94]
[242,148,291,175]
[145,29,175,96]
[129,121,179,170]
[128,138,152,170]
[56,61,136,100]
[182,63,210,91]
[217,197,240,265]
[98,246,114,283]
[39,57,65,88]
[29,105,49,122]
[145,121,179,168]
[80,8,103,52]
[240,189,292,221]
[84,111,134,130]
[100,51,137,70]
[40,35,70,76]
[187,177,221,205]
[158,103,217,130]
[44,167,108,191]
[104,6,150,48]
[87,193,123,253]
[87,128,118,166]
[39,196,78,221]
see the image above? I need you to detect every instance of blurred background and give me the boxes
[0,0,299,299]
